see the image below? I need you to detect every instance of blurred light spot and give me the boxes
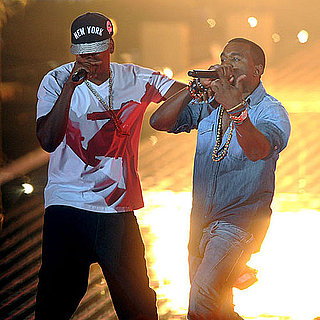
[297,30,309,43]
[248,17,258,28]
[163,67,173,78]
[120,52,133,63]
[0,82,23,103]
[272,33,281,43]
[299,178,307,189]
[47,60,59,69]
[149,135,158,146]
[207,18,216,28]
[22,183,34,194]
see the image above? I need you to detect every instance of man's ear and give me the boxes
[254,64,264,77]
[109,38,115,54]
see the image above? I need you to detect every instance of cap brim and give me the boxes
[70,39,110,55]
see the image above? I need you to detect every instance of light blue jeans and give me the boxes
[188,220,255,320]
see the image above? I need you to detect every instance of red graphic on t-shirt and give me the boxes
[66,109,122,167]
[65,80,165,207]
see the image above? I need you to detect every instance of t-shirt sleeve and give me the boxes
[36,65,72,120]
[134,65,175,104]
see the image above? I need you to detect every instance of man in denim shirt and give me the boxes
[150,38,291,319]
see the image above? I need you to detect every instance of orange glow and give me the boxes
[137,192,320,319]
[234,206,320,320]
[138,191,191,315]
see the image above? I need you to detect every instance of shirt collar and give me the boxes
[246,81,266,108]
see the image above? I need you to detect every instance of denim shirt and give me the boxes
[170,82,291,252]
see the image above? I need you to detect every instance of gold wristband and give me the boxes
[226,100,245,113]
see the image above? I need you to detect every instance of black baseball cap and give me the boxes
[70,12,114,55]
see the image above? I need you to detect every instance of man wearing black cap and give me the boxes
[35,12,185,320]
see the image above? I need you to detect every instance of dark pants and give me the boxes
[35,205,157,320]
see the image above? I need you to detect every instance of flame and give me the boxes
[138,190,191,314]
[137,191,320,319]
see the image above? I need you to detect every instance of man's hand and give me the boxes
[209,65,246,109]
[197,64,235,103]
[73,57,103,82]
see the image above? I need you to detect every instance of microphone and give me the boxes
[72,69,87,82]
[187,69,219,79]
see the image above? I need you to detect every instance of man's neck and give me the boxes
[90,66,111,85]
[242,81,260,99]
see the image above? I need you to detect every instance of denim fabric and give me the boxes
[188,221,254,320]
[170,82,291,252]
[35,206,157,320]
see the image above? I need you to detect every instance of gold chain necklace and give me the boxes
[212,107,233,162]
[85,71,129,136]
[85,70,113,110]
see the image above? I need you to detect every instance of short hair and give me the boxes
[228,38,266,73]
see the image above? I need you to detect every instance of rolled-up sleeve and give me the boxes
[169,102,203,134]
[255,102,291,157]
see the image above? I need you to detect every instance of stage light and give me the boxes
[207,18,216,28]
[272,33,281,43]
[248,17,258,28]
[297,30,309,43]
[22,183,34,194]
[149,135,158,146]
[163,67,173,78]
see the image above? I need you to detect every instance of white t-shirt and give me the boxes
[37,62,174,213]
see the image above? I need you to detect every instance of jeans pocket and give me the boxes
[209,221,219,235]
[208,221,255,254]
[199,221,219,256]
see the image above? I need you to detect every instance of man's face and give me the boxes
[75,39,114,77]
[76,50,109,69]
[220,41,258,87]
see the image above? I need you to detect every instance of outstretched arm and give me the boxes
[151,65,223,132]
[150,86,190,132]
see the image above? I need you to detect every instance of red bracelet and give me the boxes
[229,108,248,125]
